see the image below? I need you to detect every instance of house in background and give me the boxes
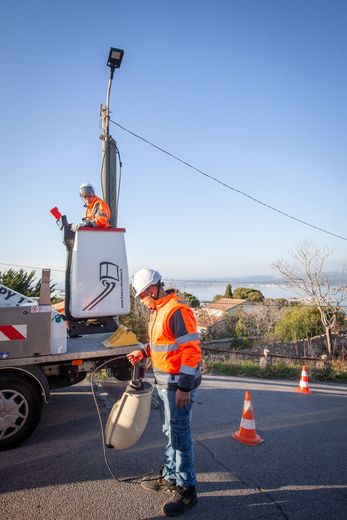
[194,298,250,335]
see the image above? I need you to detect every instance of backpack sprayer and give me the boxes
[105,361,153,449]
[90,340,154,482]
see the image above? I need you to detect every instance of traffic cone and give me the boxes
[296,365,312,394]
[232,390,263,446]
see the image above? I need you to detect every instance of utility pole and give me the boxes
[100,48,124,228]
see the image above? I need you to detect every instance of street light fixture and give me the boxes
[107,47,124,73]
[101,47,124,227]
[104,47,124,134]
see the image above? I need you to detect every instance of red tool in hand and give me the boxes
[50,207,62,220]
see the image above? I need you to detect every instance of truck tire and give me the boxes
[0,373,43,451]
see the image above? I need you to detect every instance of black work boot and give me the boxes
[141,474,176,493]
[162,486,198,516]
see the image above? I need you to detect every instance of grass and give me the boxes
[203,358,347,382]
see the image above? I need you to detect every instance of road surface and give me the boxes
[1,374,346,519]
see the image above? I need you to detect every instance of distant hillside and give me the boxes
[169,275,288,284]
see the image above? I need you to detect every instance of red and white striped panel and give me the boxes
[0,325,27,341]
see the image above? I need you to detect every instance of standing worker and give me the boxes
[79,183,111,228]
[127,268,202,517]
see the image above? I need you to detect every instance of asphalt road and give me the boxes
[0,374,346,520]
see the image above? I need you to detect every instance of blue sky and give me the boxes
[0,0,346,284]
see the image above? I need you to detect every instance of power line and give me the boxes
[110,120,347,242]
[0,262,64,273]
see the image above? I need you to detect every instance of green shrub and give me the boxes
[273,305,323,341]
[179,291,200,308]
[232,287,264,302]
[229,337,251,349]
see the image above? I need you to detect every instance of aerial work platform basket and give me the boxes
[66,227,130,321]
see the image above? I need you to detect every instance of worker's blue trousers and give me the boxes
[157,387,197,488]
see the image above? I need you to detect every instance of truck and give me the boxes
[0,47,138,451]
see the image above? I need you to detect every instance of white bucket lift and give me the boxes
[68,228,130,319]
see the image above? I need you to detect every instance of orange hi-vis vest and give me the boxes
[144,292,202,390]
[85,196,111,228]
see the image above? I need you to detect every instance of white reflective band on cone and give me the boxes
[240,418,256,430]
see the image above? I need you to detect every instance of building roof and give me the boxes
[205,298,247,311]
[194,298,247,330]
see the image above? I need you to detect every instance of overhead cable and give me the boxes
[110,120,347,242]
[0,262,64,273]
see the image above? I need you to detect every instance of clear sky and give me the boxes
[0,0,346,285]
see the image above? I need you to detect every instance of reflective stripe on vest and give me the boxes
[180,364,198,376]
[176,333,199,345]
[150,342,179,353]
[155,371,180,385]
[86,196,110,228]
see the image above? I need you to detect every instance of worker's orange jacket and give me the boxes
[142,291,202,391]
[85,196,110,228]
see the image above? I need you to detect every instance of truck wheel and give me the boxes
[0,374,43,451]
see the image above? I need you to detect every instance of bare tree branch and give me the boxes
[271,240,347,357]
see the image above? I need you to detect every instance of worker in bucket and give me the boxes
[78,183,110,228]
[127,268,202,517]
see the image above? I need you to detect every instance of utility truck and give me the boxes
[0,47,139,451]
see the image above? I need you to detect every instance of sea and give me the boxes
[163,279,302,303]
[55,276,346,308]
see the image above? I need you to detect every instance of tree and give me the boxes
[0,268,57,300]
[179,291,200,309]
[232,287,264,302]
[235,305,283,339]
[119,289,150,343]
[272,241,347,357]
[224,283,233,298]
[273,305,324,342]
[264,298,290,308]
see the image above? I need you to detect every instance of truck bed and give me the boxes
[0,333,136,367]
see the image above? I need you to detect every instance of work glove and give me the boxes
[78,221,93,228]
[127,349,144,365]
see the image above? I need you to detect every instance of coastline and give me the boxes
[164,279,301,302]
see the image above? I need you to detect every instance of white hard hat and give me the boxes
[132,268,162,297]
[79,183,95,198]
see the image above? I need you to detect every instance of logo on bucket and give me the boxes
[83,262,120,311]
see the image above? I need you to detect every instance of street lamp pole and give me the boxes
[100,48,124,227]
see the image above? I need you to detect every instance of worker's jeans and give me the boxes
[157,387,197,488]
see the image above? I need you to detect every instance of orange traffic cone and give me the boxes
[296,365,312,394]
[232,390,263,446]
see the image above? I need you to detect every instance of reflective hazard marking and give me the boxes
[240,418,256,430]
[0,325,27,341]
